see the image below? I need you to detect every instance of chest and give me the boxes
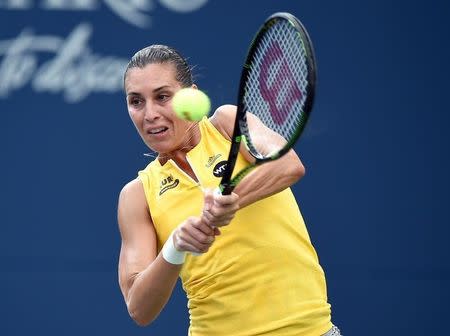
[150,146,241,249]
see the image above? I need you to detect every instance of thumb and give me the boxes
[203,188,214,212]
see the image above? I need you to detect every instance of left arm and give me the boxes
[210,105,305,209]
[234,150,304,208]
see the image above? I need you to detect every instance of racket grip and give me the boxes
[220,184,235,195]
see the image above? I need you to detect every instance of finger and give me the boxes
[202,207,226,226]
[204,215,235,228]
[201,207,214,223]
[176,233,211,253]
[210,219,233,227]
[202,204,237,225]
[220,213,235,222]
[190,226,215,245]
[178,224,214,251]
[206,204,238,220]
[201,213,214,227]
[202,211,228,228]
[180,225,213,246]
[175,239,206,254]
[192,218,215,235]
[213,192,239,206]
[205,203,231,218]
[172,230,196,252]
[202,188,214,212]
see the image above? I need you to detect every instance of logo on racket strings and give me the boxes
[259,41,302,125]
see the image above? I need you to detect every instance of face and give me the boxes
[125,62,194,155]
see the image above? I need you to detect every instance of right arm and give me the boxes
[118,178,230,326]
[118,178,181,326]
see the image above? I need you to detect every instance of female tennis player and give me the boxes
[117,44,342,336]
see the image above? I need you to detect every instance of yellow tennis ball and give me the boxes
[172,88,211,121]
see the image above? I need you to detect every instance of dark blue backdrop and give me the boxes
[1,1,449,335]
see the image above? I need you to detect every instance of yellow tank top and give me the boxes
[138,118,332,336]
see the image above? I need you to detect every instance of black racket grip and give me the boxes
[220,183,235,195]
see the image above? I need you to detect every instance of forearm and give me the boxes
[126,254,182,326]
[234,151,305,208]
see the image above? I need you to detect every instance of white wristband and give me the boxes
[162,231,186,265]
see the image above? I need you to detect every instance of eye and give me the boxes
[157,93,170,102]
[128,96,143,108]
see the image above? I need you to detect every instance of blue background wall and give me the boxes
[1,0,449,335]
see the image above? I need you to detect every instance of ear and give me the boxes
[191,84,198,90]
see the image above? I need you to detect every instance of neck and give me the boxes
[157,122,200,166]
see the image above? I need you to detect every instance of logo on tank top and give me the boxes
[205,154,222,168]
[159,174,179,195]
[212,161,228,177]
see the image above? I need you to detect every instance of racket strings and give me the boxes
[243,19,311,157]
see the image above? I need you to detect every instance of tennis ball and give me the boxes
[172,88,211,121]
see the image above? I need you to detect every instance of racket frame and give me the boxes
[219,12,317,195]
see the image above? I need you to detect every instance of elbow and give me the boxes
[297,162,306,179]
[290,160,305,184]
[284,150,305,184]
[122,276,158,327]
[130,314,152,328]
[126,293,159,327]
[128,304,157,327]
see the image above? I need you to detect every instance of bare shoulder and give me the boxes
[119,178,147,208]
[118,178,151,234]
[209,104,237,141]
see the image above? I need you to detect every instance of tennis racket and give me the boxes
[219,12,317,195]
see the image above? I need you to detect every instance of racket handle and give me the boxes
[220,184,234,195]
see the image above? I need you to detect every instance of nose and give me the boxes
[144,103,162,122]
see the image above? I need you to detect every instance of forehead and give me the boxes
[125,62,179,94]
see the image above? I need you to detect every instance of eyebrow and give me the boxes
[153,85,171,92]
[126,85,171,97]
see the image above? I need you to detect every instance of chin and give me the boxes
[145,142,173,155]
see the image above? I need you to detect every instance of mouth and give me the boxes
[147,127,168,135]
